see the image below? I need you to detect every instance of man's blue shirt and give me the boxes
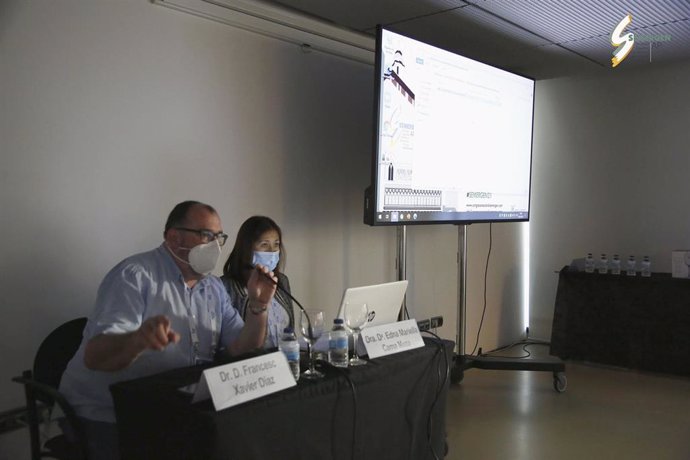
[60,244,243,422]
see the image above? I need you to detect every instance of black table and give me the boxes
[550,266,690,376]
[111,339,452,460]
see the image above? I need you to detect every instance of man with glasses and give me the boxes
[59,201,276,460]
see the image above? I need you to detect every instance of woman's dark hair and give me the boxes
[223,216,285,285]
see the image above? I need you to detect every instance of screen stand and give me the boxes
[396,225,407,320]
[450,224,567,392]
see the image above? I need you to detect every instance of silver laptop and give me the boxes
[312,280,408,353]
[336,280,408,328]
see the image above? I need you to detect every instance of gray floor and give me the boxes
[446,349,690,460]
[3,350,690,460]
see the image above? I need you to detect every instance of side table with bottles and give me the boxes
[550,265,690,376]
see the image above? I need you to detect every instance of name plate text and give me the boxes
[361,319,424,359]
[192,351,296,411]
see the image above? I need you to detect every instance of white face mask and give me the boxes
[168,240,222,275]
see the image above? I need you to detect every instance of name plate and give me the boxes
[191,351,296,411]
[361,318,424,359]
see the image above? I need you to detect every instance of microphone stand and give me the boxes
[248,265,327,380]
[247,265,314,340]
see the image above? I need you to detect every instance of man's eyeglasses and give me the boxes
[175,227,228,246]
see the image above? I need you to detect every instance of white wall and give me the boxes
[530,60,690,337]
[0,0,524,417]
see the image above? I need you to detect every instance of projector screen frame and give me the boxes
[364,25,536,227]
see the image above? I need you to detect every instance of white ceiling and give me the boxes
[266,0,690,79]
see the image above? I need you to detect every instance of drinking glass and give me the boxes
[344,302,369,366]
[300,309,325,379]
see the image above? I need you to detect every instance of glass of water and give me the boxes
[344,302,369,366]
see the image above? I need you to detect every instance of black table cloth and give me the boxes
[550,266,690,376]
[111,338,452,460]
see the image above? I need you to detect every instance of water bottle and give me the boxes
[610,254,621,275]
[328,318,349,368]
[584,253,595,273]
[641,256,651,277]
[626,255,636,276]
[278,327,300,381]
[597,254,608,274]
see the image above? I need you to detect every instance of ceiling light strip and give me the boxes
[153,0,375,65]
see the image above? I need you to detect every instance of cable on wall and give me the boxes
[470,223,492,356]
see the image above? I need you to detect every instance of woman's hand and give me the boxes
[246,263,277,310]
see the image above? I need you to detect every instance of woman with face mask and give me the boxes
[222,216,293,349]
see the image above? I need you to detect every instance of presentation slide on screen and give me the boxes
[375,29,534,223]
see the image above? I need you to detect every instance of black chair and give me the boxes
[12,317,89,460]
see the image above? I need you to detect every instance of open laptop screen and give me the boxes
[311,280,409,352]
[336,280,408,327]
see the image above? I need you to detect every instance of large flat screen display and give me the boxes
[364,27,535,226]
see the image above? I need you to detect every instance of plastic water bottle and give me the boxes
[584,253,595,273]
[278,327,300,381]
[641,256,651,277]
[597,254,608,274]
[610,254,621,275]
[328,318,349,368]
[626,255,636,276]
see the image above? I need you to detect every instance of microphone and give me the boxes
[244,265,314,340]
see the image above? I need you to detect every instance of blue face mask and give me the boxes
[252,251,280,271]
